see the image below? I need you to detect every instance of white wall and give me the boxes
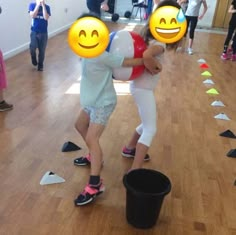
[0,0,87,59]
[198,0,217,28]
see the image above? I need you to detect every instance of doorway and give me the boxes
[213,0,232,28]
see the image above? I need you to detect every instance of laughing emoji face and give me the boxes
[149,6,187,44]
[68,17,109,58]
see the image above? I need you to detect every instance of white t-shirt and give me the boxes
[130,40,165,90]
[185,0,205,17]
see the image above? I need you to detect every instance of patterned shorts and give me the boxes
[84,103,116,126]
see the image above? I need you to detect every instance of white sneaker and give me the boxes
[176,46,185,53]
[187,48,193,55]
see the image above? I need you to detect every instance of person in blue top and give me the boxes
[73,13,161,206]
[28,0,51,71]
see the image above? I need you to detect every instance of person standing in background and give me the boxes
[28,0,51,71]
[0,6,13,112]
[183,0,208,55]
[176,0,189,52]
[177,0,188,12]
[86,0,109,18]
[220,0,236,61]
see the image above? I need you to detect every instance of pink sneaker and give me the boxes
[74,180,105,206]
[221,53,229,60]
[231,54,236,61]
[227,48,233,55]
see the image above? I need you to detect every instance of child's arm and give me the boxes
[122,58,143,67]
[228,4,236,13]
[177,0,187,4]
[143,45,164,74]
[122,44,164,75]
[41,1,50,20]
[122,57,161,75]
[29,1,41,18]
[153,0,161,4]
[101,0,109,11]
[198,0,208,20]
[29,0,50,20]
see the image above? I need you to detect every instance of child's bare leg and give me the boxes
[189,38,193,49]
[130,142,149,170]
[126,131,140,149]
[86,123,105,176]
[75,109,89,141]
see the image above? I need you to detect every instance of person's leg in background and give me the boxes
[177,15,190,52]
[29,31,38,67]
[86,0,103,17]
[187,16,198,55]
[231,28,236,61]
[221,24,235,60]
[37,33,48,71]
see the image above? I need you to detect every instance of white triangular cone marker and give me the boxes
[211,100,225,107]
[203,79,214,85]
[214,113,230,121]
[198,58,206,63]
[40,171,65,185]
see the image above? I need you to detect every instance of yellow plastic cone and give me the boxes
[206,88,219,95]
[201,71,212,76]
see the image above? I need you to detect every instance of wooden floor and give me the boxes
[1,21,236,235]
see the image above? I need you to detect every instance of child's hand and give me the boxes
[101,2,109,11]
[198,15,203,20]
[152,59,162,75]
[143,57,162,75]
[36,0,44,6]
[143,45,164,75]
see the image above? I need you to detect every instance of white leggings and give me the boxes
[131,88,157,147]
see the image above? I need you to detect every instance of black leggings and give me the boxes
[86,0,103,17]
[223,24,236,54]
[184,16,198,39]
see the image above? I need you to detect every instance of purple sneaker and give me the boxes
[122,146,150,161]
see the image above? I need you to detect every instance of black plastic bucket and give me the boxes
[123,168,171,229]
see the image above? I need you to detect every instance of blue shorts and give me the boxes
[84,103,116,126]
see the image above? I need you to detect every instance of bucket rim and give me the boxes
[123,168,171,197]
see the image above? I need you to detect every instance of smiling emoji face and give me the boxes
[68,17,109,58]
[149,6,187,44]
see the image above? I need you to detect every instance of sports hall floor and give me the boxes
[0,19,236,235]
